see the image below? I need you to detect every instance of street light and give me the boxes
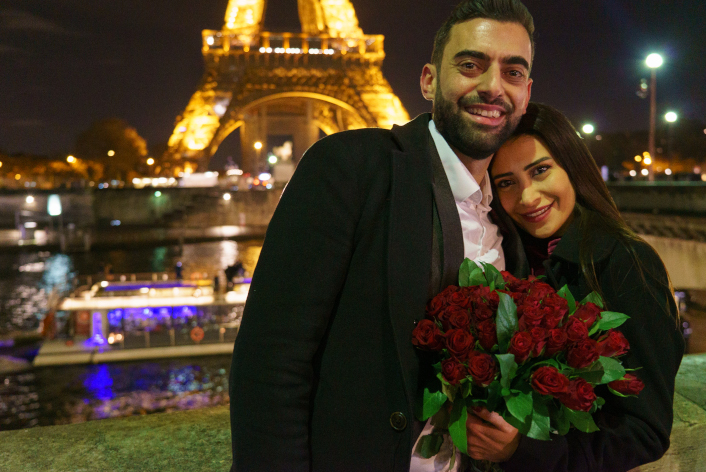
[254,141,263,170]
[664,111,678,177]
[582,124,595,135]
[146,158,155,166]
[665,111,677,123]
[67,155,76,163]
[645,53,663,181]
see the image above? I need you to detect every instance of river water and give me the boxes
[0,240,262,431]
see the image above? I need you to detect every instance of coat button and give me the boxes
[389,412,407,431]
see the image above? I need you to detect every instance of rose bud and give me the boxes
[411,319,444,351]
[566,339,600,369]
[508,331,534,364]
[445,328,475,359]
[441,357,467,386]
[541,294,569,329]
[529,281,555,298]
[574,302,602,328]
[519,304,544,331]
[467,351,497,386]
[544,328,568,356]
[563,316,589,344]
[529,327,548,357]
[531,366,570,398]
[426,295,447,319]
[475,319,498,351]
[559,378,597,412]
[445,305,471,330]
[447,289,471,309]
[597,329,630,358]
[608,374,645,396]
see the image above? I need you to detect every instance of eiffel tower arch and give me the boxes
[165,0,410,175]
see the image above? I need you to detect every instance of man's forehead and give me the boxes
[444,18,532,65]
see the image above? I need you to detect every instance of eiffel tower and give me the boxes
[165,0,410,174]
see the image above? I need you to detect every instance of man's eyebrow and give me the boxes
[452,50,489,62]
[502,55,530,70]
[492,157,552,180]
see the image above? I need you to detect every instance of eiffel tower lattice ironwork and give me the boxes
[165,0,410,174]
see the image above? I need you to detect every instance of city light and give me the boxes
[643,157,652,166]
[67,155,76,163]
[665,111,678,123]
[223,193,231,201]
[48,195,62,216]
[154,191,162,197]
[107,150,115,157]
[0,161,2,168]
[665,169,672,176]
[268,155,278,164]
[15,174,21,180]
[254,141,263,150]
[634,155,642,163]
[581,124,594,134]
[25,195,35,204]
[646,53,663,69]
[629,170,637,177]
[146,158,155,165]
[641,169,649,176]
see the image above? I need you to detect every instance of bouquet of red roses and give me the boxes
[412,259,644,463]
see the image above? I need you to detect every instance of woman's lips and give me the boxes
[520,202,553,223]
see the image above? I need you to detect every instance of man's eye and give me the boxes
[507,70,525,78]
[459,62,478,70]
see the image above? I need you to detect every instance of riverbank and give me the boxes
[1,353,705,471]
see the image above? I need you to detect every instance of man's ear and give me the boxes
[420,64,437,101]
[521,78,533,114]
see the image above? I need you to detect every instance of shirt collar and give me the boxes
[429,119,492,207]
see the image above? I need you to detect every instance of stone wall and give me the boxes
[1,353,705,471]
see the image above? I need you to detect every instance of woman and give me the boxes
[465,103,684,471]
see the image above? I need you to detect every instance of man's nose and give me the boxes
[476,66,503,102]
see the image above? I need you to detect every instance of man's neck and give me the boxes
[452,147,493,187]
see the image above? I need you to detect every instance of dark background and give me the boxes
[1,0,704,155]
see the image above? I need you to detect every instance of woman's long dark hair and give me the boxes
[495,102,675,315]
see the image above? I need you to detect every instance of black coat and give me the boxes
[500,218,684,472]
[229,114,462,471]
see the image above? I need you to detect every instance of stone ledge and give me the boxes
[2,353,705,471]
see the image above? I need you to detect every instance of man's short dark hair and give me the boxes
[431,0,535,72]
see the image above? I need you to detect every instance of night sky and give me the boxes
[1,0,704,156]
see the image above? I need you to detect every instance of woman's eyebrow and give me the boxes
[492,157,552,180]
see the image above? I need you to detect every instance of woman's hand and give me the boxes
[466,407,521,462]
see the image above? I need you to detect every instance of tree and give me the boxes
[74,118,148,181]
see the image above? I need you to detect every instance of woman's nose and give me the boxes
[519,185,541,207]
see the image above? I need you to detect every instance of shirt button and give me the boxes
[389,412,407,431]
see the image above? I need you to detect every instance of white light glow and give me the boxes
[665,169,672,175]
[641,169,649,176]
[25,195,34,204]
[47,194,62,216]
[223,193,232,201]
[646,53,663,68]
[24,222,37,229]
[665,112,677,123]
[582,124,595,134]
[629,170,637,177]
[258,172,271,181]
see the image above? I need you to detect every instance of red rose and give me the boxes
[574,302,601,328]
[447,290,471,309]
[472,304,494,323]
[519,304,544,330]
[508,331,534,364]
[475,319,498,351]
[426,294,447,319]
[445,305,471,330]
[566,339,600,368]
[541,294,569,329]
[441,357,467,385]
[559,378,597,412]
[608,374,644,396]
[445,329,475,359]
[467,351,497,386]
[412,319,444,351]
[529,327,548,357]
[530,281,555,298]
[531,366,570,398]
[597,329,630,357]
[474,286,499,311]
[563,316,589,343]
[517,294,541,320]
[544,328,568,356]
[502,271,532,293]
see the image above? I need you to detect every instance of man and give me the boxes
[230,1,533,470]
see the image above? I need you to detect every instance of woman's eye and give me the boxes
[532,165,551,177]
[495,179,514,189]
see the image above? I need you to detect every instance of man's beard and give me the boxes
[433,90,521,160]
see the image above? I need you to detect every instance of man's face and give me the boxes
[421,19,533,160]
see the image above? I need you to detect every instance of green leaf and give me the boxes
[526,395,551,441]
[482,262,506,290]
[608,387,632,398]
[496,353,518,389]
[469,266,487,287]
[418,387,448,421]
[505,391,533,423]
[502,409,532,435]
[553,404,571,435]
[486,381,503,412]
[591,312,630,333]
[496,292,518,352]
[563,405,600,433]
[459,259,480,287]
[448,399,468,455]
[580,292,604,309]
[415,433,445,459]
[557,285,577,314]
[573,361,604,384]
[598,356,626,384]
[462,380,473,399]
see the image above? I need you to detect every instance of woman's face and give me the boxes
[491,135,576,239]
